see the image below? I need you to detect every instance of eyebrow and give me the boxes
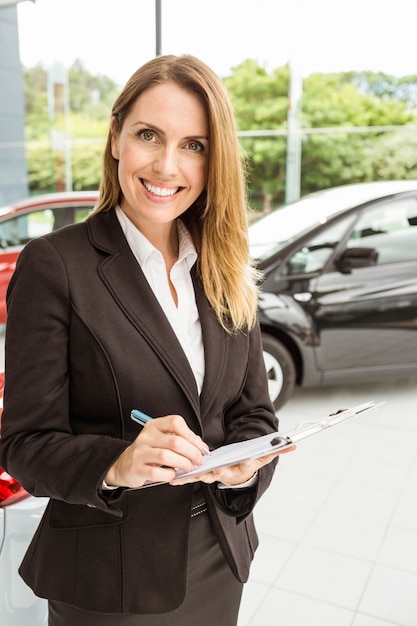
[131,120,209,142]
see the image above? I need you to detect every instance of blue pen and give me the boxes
[131,408,153,426]
[130,409,210,455]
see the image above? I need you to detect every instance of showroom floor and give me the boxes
[237,376,417,626]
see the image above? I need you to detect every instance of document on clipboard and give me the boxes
[169,400,384,483]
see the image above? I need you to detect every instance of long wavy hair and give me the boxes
[89,54,259,332]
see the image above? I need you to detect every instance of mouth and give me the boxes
[141,179,182,198]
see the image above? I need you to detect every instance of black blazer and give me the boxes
[0,210,278,614]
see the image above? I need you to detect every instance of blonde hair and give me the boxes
[90,54,259,332]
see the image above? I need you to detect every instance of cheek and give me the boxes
[116,142,147,170]
[191,158,208,187]
[198,163,208,191]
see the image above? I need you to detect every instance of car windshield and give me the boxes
[248,182,417,261]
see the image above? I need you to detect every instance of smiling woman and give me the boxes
[0,54,286,626]
[109,82,209,246]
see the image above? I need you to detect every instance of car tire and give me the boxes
[261,333,296,411]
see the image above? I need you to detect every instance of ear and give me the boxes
[110,117,120,160]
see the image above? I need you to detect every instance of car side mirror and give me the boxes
[336,247,379,274]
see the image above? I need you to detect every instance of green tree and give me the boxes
[343,70,417,111]
[23,60,417,200]
[26,143,55,193]
[365,128,417,179]
[300,72,415,193]
[23,61,117,193]
[69,59,119,116]
[224,61,289,209]
[24,65,49,140]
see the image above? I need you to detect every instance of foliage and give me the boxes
[26,143,55,193]
[71,141,105,190]
[68,59,119,115]
[224,61,289,208]
[23,60,417,207]
[365,128,417,179]
[224,63,417,210]
[342,71,417,112]
[23,60,117,193]
[298,72,415,195]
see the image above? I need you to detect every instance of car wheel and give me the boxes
[261,333,296,411]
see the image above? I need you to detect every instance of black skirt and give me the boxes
[48,495,243,626]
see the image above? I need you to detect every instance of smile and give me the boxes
[141,180,180,197]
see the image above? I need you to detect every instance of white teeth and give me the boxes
[143,181,178,197]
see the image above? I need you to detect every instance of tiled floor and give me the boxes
[238,376,417,626]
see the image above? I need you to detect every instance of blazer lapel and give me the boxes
[192,268,229,420]
[87,211,200,416]
[87,211,230,423]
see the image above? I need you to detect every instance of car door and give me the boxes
[310,194,417,378]
[0,202,92,323]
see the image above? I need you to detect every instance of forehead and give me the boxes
[127,82,208,134]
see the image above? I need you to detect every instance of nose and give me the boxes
[152,145,179,177]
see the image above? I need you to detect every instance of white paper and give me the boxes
[171,400,383,482]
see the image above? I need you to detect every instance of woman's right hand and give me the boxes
[104,414,208,488]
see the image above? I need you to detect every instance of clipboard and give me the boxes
[169,400,384,483]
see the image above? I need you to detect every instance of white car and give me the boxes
[0,375,48,625]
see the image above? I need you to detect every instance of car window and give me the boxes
[282,214,356,276]
[346,197,417,264]
[0,205,90,249]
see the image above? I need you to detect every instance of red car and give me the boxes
[0,191,99,323]
[0,192,98,622]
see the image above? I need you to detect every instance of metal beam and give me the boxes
[285,60,303,203]
[155,0,162,56]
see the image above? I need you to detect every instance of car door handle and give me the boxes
[293,292,312,302]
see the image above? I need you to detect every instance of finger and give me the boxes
[276,444,296,455]
[132,432,204,475]
[146,415,209,458]
[148,443,201,473]
[170,471,218,486]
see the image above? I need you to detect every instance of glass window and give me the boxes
[346,197,417,265]
[282,214,356,276]
[0,204,91,249]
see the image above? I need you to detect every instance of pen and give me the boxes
[131,409,153,426]
[130,409,211,456]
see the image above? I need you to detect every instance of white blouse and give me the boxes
[115,205,205,394]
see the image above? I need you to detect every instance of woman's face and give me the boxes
[111,82,209,234]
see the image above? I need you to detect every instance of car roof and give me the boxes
[249,180,417,260]
[253,180,417,227]
[289,180,417,206]
[0,191,99,218]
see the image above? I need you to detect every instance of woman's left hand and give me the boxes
[170,445,296,486]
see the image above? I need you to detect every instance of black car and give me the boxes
[249,180,417,409]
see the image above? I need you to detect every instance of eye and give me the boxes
[138,129,156,142]
[186,140,205,153]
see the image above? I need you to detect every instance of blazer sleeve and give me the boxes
[0,237,129,514]
[210,321,279,520]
